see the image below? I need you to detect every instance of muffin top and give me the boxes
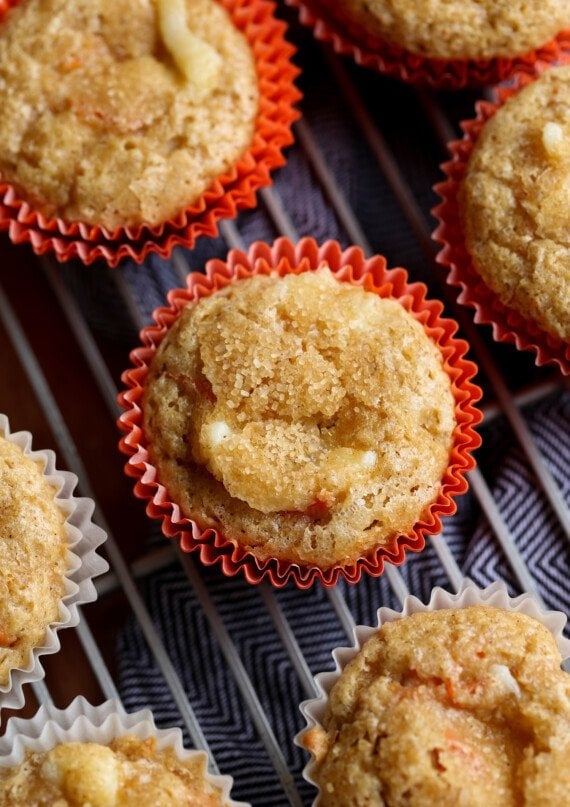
[460,65,570,343]
[334,0,569,59]
[303,605,570,806]
[0,736,230,806]
[0,0,258,229]
[0,436,67,687]
[143,269,456,569]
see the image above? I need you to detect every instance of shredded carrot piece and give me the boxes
[0,629,17,648]
[59,56,82,73]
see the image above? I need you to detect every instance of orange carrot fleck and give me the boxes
[59,56,82,73]
[0,629,17,648]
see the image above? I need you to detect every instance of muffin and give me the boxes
[0,0,299,264]
[459,65,570,344]
[119,238,482,587]
[285,0,570,87]
[0,434,68,686]
[0,698,247,807]
[300,587,570,806]
[332,0,570,60]
[434,61,570,374]
[0,414,108,711]
[0,736,230,805]
[0,0,257,229]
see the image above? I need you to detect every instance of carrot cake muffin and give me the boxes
[303,605,570,806]
[459,65,570,343]
[0,0,258,229]
[0,735,230,806]
[0,435,67,686]
[143,268,456,569]
[333,0,570,59]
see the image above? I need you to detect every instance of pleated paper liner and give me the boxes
[0,697,249,807]
[0,414,108,713]
[433,59,570,376]
[284,0,570,89]
[295,578,570,805]
[118,237,482,589]
[0,0,301,267]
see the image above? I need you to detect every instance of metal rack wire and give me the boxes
[0,11,568,806]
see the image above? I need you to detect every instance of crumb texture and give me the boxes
[0,0,258,229]
[0,436,67,687]
[143,269,456,568]
[0,736,229,806]
[304,605,570,806]
[334,0,569,58]
[460,65,570,343]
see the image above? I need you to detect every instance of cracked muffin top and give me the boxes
[333,0,570,59]
[0,435,67,687]
[143,268,456,569]
[0,0,258,229]
[0,736,231,806]
[302,605,570,806]
[460,65,570,343]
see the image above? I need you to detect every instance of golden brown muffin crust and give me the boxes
[334,0,570,59]
[460,65,570,343]
[0,0,258,229]
[304,605,570,806]
[143,269,456,568]
[0,736,229,806]
[0,436,67,687]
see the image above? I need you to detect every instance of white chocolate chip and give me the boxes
[542,122,564,156]
[490,664,521,698]
[324,447,378,473]
[157,0,222,94]
[43,744,119,807]
[40,757,62,786]
[360,450,377,468]
[204,420,233,447]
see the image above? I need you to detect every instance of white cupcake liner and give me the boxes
[0,696,249,806]
[296,578,570,804]
[0,414,108,712]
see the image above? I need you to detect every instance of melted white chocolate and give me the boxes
[157,0,222,95]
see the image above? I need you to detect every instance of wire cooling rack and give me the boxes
[0,7,568,805]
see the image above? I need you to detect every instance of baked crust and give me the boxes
[333,0,569,59]
[0,736,228,806]
[460,65,570,343]
[304,605,570,806]
[0,0,258,229]
[143,269,456,568]
[0,436,67,686]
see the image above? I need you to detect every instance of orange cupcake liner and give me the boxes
[285,0,570,89]
[433,59,570,376]
[0,0,301,267]
[117,237,482,589]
